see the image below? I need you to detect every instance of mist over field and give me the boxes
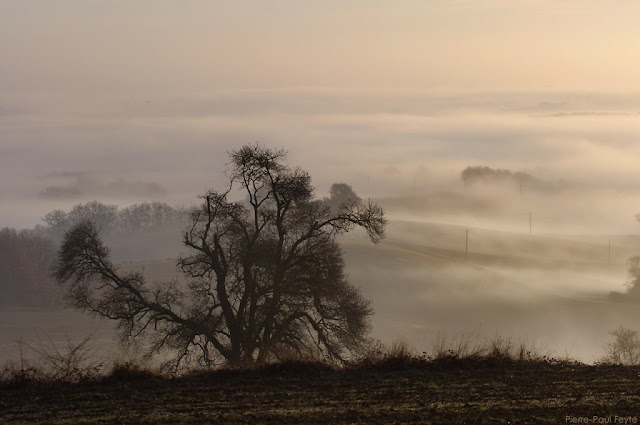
[4,178,640,364]
[5,95,640,365]
[4,1,640,370]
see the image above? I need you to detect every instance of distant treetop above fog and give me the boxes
[460,166,568,193]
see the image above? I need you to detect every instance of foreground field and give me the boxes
[3,360,640,424]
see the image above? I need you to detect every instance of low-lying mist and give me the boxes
[4,168,640,366]
[339,179,640,362]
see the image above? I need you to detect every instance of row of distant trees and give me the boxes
[42,201,189,241]
[1,201,190,307]
[1,183,366,309]
[460,166,567,192]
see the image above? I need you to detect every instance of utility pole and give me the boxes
[465,229,469,258]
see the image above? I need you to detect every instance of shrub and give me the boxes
[601,326,640,365]
[0,332,102,387]
[105,360,161,381]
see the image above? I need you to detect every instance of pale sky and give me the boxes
[3,1,640,229]
[3,1,640,93]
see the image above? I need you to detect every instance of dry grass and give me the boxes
[427,329,486,360]
[1,332,103,387]
[423,330,551,363]
[386,336,415,358]
[0,330,574,389]
[104,359,162,381]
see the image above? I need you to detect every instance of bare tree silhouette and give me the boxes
[52,144,386,369]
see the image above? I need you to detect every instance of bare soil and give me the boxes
[3,360,640,424]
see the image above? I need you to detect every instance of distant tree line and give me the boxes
[1,186,362,309]
[460,166,567,192]
[42,201,189,240]
[1,201,190,308]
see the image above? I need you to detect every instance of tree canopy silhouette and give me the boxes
[52,144,386,369]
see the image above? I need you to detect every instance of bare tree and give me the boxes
[622,256,640,297]
[52,144,386,369]
[117,202,188,235]
[66,201,118,233]
[602,326,640,365]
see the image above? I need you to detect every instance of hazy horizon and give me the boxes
[5,89,640,232]
[4,2,640,229]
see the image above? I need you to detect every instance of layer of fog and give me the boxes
[5,89,640,231]
[382,185,640,235]
[0,308,118,369]
[4,202,640,365]
[343,185,640,362]
[342,218,640,363]
[4,90,640,364]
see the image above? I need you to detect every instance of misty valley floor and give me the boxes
[3,362,640,424]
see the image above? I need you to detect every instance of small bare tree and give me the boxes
[625,256,640,296]
[602,326,640,365]
[52,144,386,369]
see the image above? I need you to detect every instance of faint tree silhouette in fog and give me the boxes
[39,201,190,262]
[624,256,640,297]
[42,209,68,229]
[460,165,555,191]
[43,201,187,239]
[0,201,190,308]
[66,201,119,233]
[52,144,386,369]
[608,256,640,301]
[461,166,512,187]
[117,202,187,234]
[324,183,361,213]
[602,326,640,365]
